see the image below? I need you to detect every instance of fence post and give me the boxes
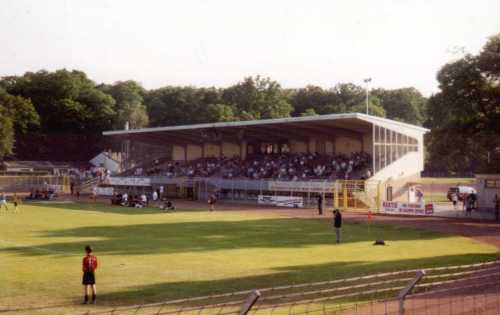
[343,182,348,209]
[239,290,261,315]
[334,182,339,209]
[398,270,425,315]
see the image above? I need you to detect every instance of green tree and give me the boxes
[0,88,39,159]
[331,83,385,117]
[99,81,149,129]
[206,104,238,122]
[425,33,500,173]
[289,85,339,115]
[300,108,319,116]
[1,69,116,160]
[0,106,14,159]
[222,76,292,119]
[4,69,115,132]
[0,87,39,133]
[372,88,426,124]
[145,87,222,126]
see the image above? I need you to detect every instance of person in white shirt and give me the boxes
[140,193,148,206]
[121,193,128,206]
[152,190,158,201]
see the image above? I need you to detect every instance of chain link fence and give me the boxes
[54,261,500,315]
[0,175,71,194]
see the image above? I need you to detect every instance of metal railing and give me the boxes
[58,260,500,315]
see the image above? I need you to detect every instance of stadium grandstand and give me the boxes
[102,113,429,210]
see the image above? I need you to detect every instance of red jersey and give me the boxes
[82,254,98,272]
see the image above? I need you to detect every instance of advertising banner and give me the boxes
[382,201,434,216]
[258,195,304,208]
[95,187,114,196]
[107,177,152,186]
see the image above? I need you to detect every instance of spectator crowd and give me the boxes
[129,152,372,181]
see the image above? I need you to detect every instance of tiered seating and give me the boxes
[127,152,372,181]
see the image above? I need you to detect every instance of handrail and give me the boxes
[398,270,425,315]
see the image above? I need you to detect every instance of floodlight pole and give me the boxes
[364,78,371,115]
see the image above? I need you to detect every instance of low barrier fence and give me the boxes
[65,260,500,315]
[0,175,71,194]
[105,177,382,211]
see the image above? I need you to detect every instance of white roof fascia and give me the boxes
[102,113,429,136]
[102,113,360,136]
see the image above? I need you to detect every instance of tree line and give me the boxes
[0,73,426,160]
[0,33,498,174]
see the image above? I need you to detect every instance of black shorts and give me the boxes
[82,272,96,285]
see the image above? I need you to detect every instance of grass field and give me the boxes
[419,177,475,185]
[1,201,498,314]
[419,177,475,203]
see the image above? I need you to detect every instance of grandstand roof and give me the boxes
[103,113,429,145]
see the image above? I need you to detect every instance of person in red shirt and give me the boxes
[82,245,98,304]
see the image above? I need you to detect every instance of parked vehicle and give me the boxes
[447,186,477,202]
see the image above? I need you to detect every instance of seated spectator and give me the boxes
[111,194,123,205]
[122,151,372,181]
[160,200,175,212]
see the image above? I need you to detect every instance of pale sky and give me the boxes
[1,0,500,96]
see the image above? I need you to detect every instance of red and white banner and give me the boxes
[382,201,434,216]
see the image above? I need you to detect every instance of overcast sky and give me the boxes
[1,0,500,96]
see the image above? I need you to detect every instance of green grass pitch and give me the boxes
[0,202,498,314]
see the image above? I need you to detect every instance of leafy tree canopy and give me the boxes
[425,33,500,173]
[98,81,149,129]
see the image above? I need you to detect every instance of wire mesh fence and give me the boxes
[60,260,500,315]
[0,175,71,194]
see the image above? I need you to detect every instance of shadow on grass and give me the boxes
[94,253,500,306]
[28,201,206,215]
[0,218,444,256]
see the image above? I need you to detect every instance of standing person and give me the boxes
[462,193,468,213]
[159,186,164,199]
[82,245,98,305]
[494,194,499,222]
[317,195,323,215]
[208,194,217,211]
[70,181,75,195]
[0,192,8,212]
[92,186,97,202]
[416,189,424,203]
[465,195,473,217]
[452,193,458,210]
[140,193,148,207]
[152,190,158,202]
[470,192,477,210]
[333,209,342,244]
[13,193,20,212]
